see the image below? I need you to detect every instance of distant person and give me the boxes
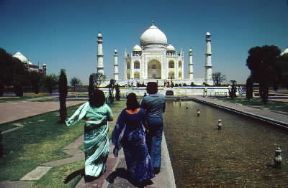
[112,93,154,186]
[141,82,165,174]
[203,87,208,97]
[66,89,113,182]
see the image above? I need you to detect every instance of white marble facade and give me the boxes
[125,24,185,82]
[96,23,214,86]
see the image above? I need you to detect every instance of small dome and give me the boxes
[133,44,142,51]
[166,44,175,51]
[13,52,28,63]
[281,48,288,56]
[140,24,167,46]
[206,32,211,36]
[98,33,102,37]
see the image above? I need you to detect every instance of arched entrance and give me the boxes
[168,71,175,79]
[134,72,140,79]
[148,60,161,79]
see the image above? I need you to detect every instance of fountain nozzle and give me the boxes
[197,109,200,117]
[274,146,282,168]
[217,119,222,130]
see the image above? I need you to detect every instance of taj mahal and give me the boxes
[96,23,213,86]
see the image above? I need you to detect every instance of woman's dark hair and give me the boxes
[89,89,106,107]
[126,92,140,110]
[146,82,158,94]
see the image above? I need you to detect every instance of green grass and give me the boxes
[217,97,288,114]
[0,105,83,181]
[0,124,18,132]
[0,99,126,187]
[33,161,83,188]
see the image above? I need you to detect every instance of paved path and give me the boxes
[0,100,84,124]
[75,134,176,188]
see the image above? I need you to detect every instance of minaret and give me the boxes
[205,32,213,85]
[113,49,119,81]
[97,32,104,75]
[42,64,47,76]
[188,49,193,81]
[124,49,128,80]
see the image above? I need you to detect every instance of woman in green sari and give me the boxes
[66,89,113,181]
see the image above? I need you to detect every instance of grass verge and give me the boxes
[216,97,288,114]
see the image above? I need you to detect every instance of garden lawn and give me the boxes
[0,99,125,186]
[217,97,288,114]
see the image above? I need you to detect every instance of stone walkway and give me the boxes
[0,100,84,124]
[75,134,176,188]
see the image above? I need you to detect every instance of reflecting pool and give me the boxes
[164,101,288,187]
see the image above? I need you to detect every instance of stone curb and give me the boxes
[191,96,288,130]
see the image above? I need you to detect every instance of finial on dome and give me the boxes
[152,20,155,26]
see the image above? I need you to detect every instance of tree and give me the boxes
[58,69,68,123]
[70,77,82,92]
[0,130,3,157]
[0,48,13,93]
[246,76,253,100]
[228,80,237,99]
[246,45,281,103]
[29,71,43,94]
[88,73,95,97]
[0,48,30,96]
[0,81,4,97]
[43,74,58,94]
[108,79,115,104]
[212,72,226,86]
[277,53,288,87]
[12,57,29,97]
[115,84,120,101]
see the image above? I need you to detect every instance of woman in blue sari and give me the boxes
[112,93,154,186]
[66,89,113,182]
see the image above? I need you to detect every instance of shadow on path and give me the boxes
[106,168,153,188]
[63,168,84,184]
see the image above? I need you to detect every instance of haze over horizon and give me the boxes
[1,0,287,84]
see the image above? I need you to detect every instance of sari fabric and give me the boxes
[66,102,113,177]
[112,108,154,183]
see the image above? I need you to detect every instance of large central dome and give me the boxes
[140,24,167,46]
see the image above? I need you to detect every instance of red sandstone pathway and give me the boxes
[0,100,84,124]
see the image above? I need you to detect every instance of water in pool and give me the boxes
[164,100,288,187]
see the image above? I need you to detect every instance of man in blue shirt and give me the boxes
[141,82,165,174]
